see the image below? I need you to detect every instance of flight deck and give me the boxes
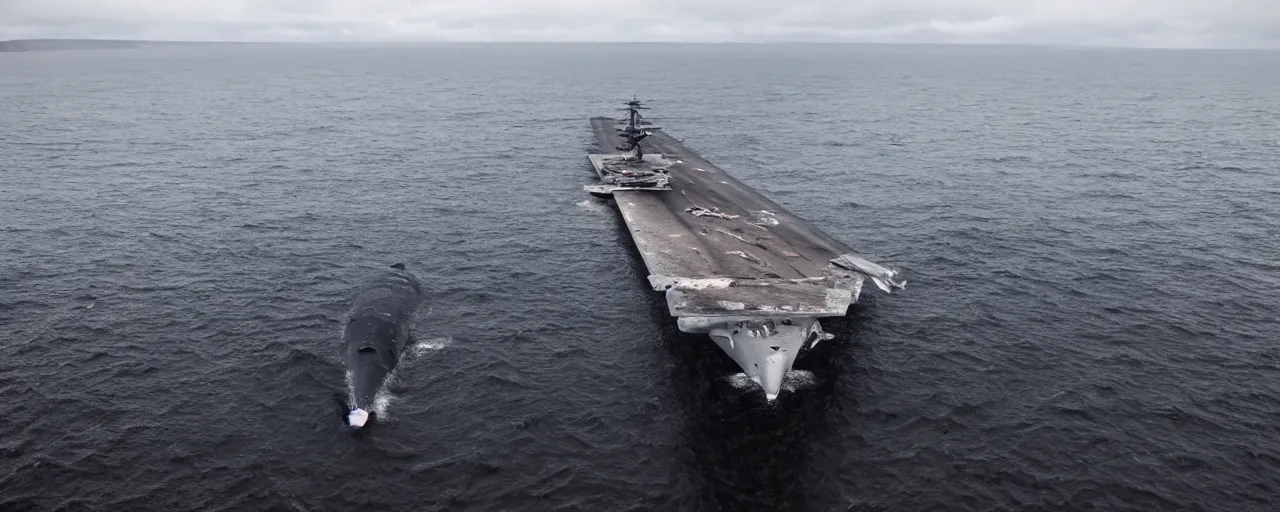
[584,99,904,400]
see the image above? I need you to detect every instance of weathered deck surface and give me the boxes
[588,117,865,318]
[586,113,905,400]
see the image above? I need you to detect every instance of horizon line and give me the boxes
[2,37,1276,51]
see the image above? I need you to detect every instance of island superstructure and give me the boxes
[585,99,905,400]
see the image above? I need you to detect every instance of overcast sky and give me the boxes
[1,0,1277,48]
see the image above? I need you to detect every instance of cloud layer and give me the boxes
[2,0,1277,48]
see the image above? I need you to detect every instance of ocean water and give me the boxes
[2,43,1278,511]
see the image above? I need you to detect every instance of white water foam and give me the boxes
[345,369,398,423]
[781,370,818,394]
[370,384,396,420]
[344,370,355,404]
[725,373,757,389]
[576,198,611,214]
[724,370,818,396]
[344,336,448,425]
[410,336,452,357]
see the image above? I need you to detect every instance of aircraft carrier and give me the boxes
[585,99,905,400]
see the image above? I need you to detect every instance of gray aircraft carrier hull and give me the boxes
[586,115,904,400]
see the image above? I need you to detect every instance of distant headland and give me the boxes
[0,39,149,52]
[0,39,258,52]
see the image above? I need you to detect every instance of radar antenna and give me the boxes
[615,96,652,161]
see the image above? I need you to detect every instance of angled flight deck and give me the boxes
[584,99,905,400]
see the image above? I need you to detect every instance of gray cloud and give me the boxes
[1,0,1277,48]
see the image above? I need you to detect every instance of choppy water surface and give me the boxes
[2,44,1278,511]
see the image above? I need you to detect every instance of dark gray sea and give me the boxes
[2,43,1279,511]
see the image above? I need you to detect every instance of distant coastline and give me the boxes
[0,38,269,52]
[0,39,147,52]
